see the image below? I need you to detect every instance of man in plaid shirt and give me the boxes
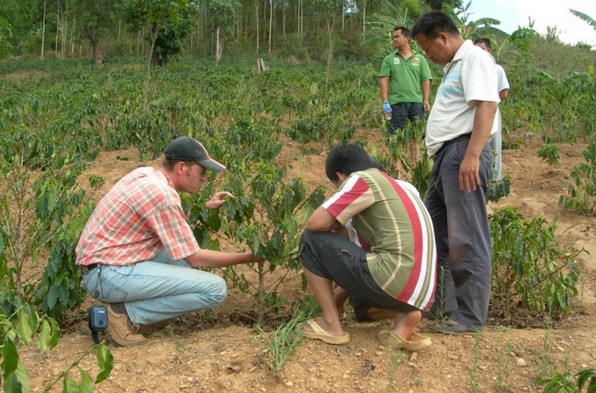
[76,136,259,346]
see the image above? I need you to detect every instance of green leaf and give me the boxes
[95,343,113,383]
[2,361,29,393]
[576,368,596,391]
[47,284,59,310]
[37,319,52,350]
[1,337,19,376]
[48,317,62,347]
[13,362,30,393]
[79,369,94,393]
[63,376,80,392]
[15,308,34,345]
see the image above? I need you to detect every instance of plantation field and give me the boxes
[18,132,596,392]
[1,54,594,391]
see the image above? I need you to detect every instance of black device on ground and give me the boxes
[89,305,108,344]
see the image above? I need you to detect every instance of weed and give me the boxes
[537,303,554,377]
[87,174,106,189]
[468,332,482,393]
[495,341,513,392]
[254,312,305,373]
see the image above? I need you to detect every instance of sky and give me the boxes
[467,0,596,48]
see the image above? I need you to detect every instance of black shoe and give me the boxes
[428,319,481,335]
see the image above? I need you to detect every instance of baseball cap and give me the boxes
[164,136,226,172]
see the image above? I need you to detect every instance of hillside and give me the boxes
[19,129,595,393]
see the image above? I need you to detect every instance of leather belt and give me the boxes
[81,264,98,274]
[437,133,471,156]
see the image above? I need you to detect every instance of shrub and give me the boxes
[538,143,560,165]
[559,140,596,216]
[489,207,581,320]
[535,368,596,393]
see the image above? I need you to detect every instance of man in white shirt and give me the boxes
[412,11,499,334]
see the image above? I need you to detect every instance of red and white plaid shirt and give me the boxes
[75,167,200,266]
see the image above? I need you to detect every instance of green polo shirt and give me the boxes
[380,52,431,105]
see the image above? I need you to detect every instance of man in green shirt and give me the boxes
[380,26,432,135]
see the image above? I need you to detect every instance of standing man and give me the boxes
[411,11,499,333]
[380,26,432,135]
[474,38,510,182]
[299,144,436,350]
[76,136,260,346]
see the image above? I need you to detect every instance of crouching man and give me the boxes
[76,136,260,346]
[299,144,437,350]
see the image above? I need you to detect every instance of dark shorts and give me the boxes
[388,102,425,134]
[299,230,419,320]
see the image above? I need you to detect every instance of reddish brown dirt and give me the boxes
[21,130,595,392]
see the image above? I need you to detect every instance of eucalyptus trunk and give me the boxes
[215,25,222,65]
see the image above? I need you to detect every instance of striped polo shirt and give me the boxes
[322,168,436,309]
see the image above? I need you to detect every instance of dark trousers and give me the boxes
[425,135,493,329]
[299,230,417,320]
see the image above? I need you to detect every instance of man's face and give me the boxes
[392,30,408,49]
[415,33,451,65]
[180,162,207,194]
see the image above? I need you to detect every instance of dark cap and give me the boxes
[164,136,226,172]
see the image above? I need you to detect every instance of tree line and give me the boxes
[0,0,466,65]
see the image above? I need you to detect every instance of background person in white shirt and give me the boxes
[474,37,510,182]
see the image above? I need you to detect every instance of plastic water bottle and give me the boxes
[383,101,392,120]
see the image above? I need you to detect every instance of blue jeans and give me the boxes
[81,251,227,326]
[388,102,425,135]
[425,135,492,329]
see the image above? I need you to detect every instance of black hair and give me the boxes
[393,25,411,39]
[411,11,459,40]
[473,37,492,49]
[325,144,372,183]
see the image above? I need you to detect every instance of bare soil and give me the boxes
[22,131,595,393]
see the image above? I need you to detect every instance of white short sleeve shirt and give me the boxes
[426,40,500,157]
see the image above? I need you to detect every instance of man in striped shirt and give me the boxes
[76,136,259,346]
[299,144,437,350]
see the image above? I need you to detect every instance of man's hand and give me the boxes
[459,101,497,192]
[205,191,234,210]
[459,154,481,192]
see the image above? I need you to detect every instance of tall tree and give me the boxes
[126,0,193,107]
[126,0,194,68]
[203,0,238,65]
[0,0,38,56]
[75,0,121,66]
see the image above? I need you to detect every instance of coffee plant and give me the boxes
[559,140,596,216]
[535,368,596,393]
[538,143,560,165]
[189,160,325,324]
[0,304,113,391]
[489,207,581,320]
